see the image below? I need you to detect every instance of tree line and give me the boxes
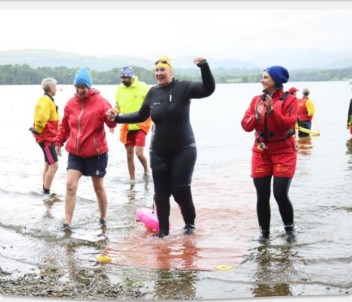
[0,64,351,85]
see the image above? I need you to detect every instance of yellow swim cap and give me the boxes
[155,55,173,70]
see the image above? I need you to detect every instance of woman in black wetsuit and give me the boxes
[107,55,215,237]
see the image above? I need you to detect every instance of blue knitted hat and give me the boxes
[265,65,289,88]
[120,66,134,78]
[74,67,92,89]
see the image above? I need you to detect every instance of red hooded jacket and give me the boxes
[55,88,116,158]
[241,89,298,154]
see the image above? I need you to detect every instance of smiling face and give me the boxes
[260,71,276,94]
[155,67,173,87]
[75,84,89,99]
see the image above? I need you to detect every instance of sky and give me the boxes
[1,1,352,67]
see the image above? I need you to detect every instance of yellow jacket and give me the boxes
[32,94,59,144]
[115,76,151,144]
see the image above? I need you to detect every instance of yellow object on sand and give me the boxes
[215,265,234,271]
[97,255,112,263]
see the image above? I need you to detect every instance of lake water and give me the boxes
[0,82,351,302]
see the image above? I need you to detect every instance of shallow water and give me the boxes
[0,82,351,301]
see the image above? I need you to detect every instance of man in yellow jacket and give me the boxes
[115,66,151,185]
[29,77,59,195]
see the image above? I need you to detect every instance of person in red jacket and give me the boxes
[297,88,315,137]
[241,65,298,243]
[30,77,59,195]
[55,68,117,232]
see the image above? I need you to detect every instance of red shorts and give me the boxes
[251,151,297,178]
[126,130,146,147]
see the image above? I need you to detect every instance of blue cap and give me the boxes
[74,67,92,89]
[265,65,289,88]
[120,66,134,78]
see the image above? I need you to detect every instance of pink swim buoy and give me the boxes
[136,207,160,232]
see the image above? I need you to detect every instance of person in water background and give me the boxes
[241,65,298,243]
[55,67,117,232]
[113,66,151,186]
[106,55,216,238]
[29,77,60,195]
[288,87,299,97]
[297,88,315,137]
[347,79,352,140]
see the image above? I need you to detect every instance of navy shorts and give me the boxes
[67,153,108,177]
[39,142,58,165]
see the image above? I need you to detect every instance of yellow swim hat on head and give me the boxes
[155,55,173,70]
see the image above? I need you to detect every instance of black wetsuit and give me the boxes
[115,61,215,232]
[347,98,352,126]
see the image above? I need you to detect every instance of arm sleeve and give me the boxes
[187,61,216,99]
[268,96,298,132]
[115,90,152,124]
[54,106,70,147]
[241,96,259,132]
[34,98,50,134]
[306,99,315,116]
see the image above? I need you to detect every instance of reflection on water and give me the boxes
[152,237,199,299]
[346,139,352,155]
[154,270,198,300]
[296,136,313,156]
[153,240,198,300]
[251,245,296,297]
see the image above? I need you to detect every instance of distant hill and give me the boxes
[1,49,352,85]
[0,49,153,71]
[1,48,352,72]
[0,49,261,71]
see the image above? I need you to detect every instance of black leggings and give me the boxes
[253,176,294,232]
[150,147,197,231]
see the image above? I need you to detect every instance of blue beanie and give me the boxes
[74,67,92,89]
[120,66,134,78]
[265,65,289,88]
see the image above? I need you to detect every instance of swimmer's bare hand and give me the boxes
[55,146,62,157]
[106,109,117,122]
[194,57,206,65]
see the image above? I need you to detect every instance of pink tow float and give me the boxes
[136,207,160,232]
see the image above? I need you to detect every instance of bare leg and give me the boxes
[92,176,108,222]
[135,146,149,175]
[125,145,135,182]
[42,163,49,187]
[43,162,58,191]
[64,169,82,226]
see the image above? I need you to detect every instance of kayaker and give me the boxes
[297,88,316,137]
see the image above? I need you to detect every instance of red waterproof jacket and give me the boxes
[241,89,298,154]
[55,89,116,157]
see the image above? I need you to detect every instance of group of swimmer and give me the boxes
[30,55,333,243]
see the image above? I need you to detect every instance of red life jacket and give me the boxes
[297,97,312,121]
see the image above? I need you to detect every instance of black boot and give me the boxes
[184,224,195,235]
[284,225,296,243]
[258,229,270,243]
[158,217,169,238]
[158,229,169,238]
